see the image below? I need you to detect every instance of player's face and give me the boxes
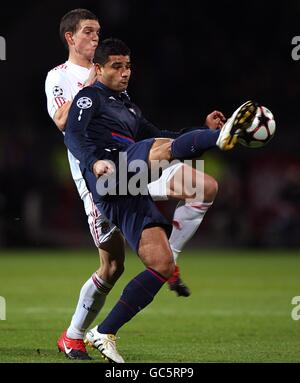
[98,55,131,92]
[71,19,100,60]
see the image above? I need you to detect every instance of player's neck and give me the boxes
[68,53,93,69]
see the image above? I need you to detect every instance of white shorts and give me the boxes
[82,163,184,247]
[83,192,119,248]
[147,162,184,201]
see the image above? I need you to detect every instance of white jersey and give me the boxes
[45,61,91,199]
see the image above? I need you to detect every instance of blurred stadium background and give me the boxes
[1,0,299,249]
[0,0,300,364]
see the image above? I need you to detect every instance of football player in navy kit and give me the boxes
[64,38,256,363]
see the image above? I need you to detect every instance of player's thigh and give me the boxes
[148,138,173,162]
[166,164,216,201]
[148,162,200,201]
[98,229,125,264]
[148,162,184,201]
[138,226,174,278]
[167,163,199,199]
[96,230,125,283]
[83,192,123,249]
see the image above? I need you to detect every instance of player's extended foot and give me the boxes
[216,100,258,150]
[57,330,92,360]
[168,265,191,297]
[84,326,125,363]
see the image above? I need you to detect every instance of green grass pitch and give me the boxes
[0,249,299,363]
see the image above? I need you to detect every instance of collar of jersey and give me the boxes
[93,81,120,97]
[66,60,91,73]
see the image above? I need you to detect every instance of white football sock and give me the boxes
[66,273,112,339]
[169,200,213,262]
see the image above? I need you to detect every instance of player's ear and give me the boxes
[65,32,74,47]
[94,63,102,75]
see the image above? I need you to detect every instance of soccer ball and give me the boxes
[238,105,276,148]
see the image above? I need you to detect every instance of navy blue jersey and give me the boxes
[64,81,206,173]
[65,82,159,172]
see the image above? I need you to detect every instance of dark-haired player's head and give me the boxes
[94,38,131,93]
[60,9,100,61]
[94,38,131,65]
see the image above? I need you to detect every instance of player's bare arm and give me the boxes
[53,101,72,132]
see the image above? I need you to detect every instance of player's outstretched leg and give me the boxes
[169,101,257,160]
[216,100,258,150]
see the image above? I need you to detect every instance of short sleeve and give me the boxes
[45,70,73,119]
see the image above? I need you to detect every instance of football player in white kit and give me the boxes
[45,9,217,360]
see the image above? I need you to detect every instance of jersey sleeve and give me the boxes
[129,98,194,140]
[137,115,200,140]
[64,87,100,172]
[137,114,209,141]
[136,115,165,140]
[45,70,73,119]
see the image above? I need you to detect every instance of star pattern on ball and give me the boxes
[258,113,270,127]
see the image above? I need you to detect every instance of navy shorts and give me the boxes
[96,195,172,252]
[83,138,155,204]
[85,138,172,252]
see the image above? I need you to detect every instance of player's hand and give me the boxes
[84,66,98,87]
[93,160,115,178]
[205,110,226,130]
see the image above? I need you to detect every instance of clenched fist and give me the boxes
[205,110,226,130]
[92,160,115,178]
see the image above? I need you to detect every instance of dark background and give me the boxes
[0,0,299,249]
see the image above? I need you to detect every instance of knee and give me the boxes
[108,259,125,279]
[147,250,175,279]
[97,255,125,284]
[157,259,175,280]
[204,176,218,202]
[106,259,125,279]
[138,227,175,279]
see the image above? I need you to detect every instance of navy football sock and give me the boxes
[97,268,167,335]
[171,129,220,159]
